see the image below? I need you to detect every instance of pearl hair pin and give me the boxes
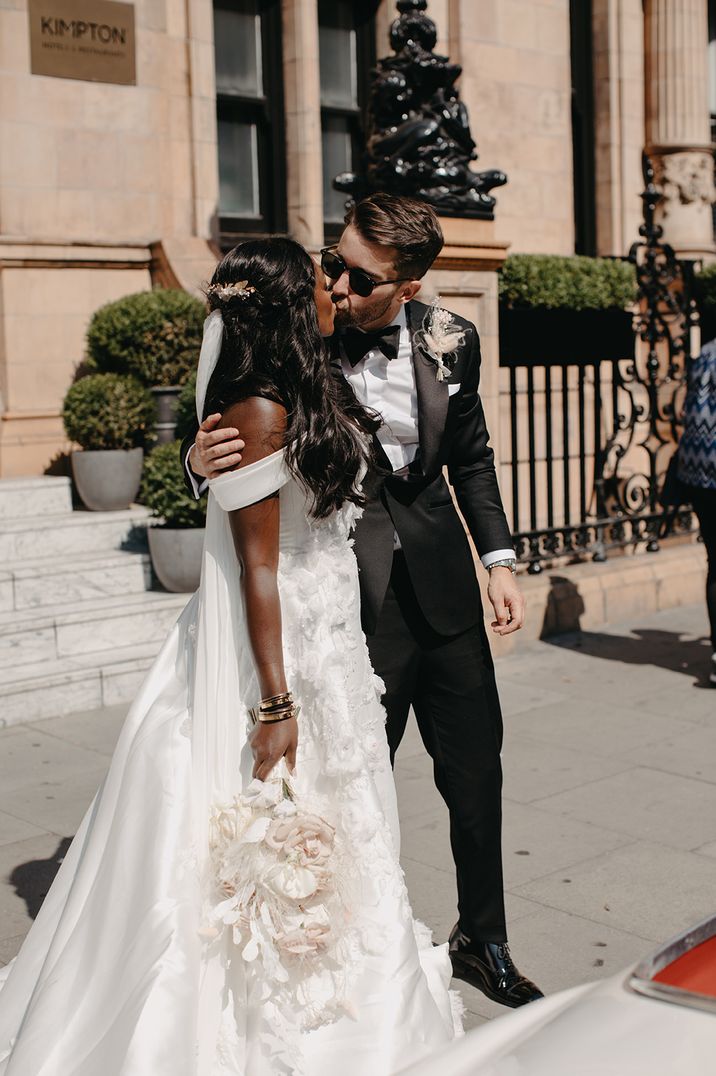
[206,280,256,301]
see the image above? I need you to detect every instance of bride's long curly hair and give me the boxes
[204,238,378,519]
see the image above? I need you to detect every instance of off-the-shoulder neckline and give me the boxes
[208,448,286,487]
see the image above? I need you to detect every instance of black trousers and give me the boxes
[366,551,507,943]
[688,485,716,649]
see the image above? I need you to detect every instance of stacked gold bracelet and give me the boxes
[248,691,300,725]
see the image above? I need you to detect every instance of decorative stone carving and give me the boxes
[333,0,506,219]
[656,152,716,209]
[650,150,716,256]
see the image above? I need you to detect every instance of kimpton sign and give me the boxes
[29,0,136,85]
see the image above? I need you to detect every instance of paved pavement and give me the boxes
[0,602,714,1033]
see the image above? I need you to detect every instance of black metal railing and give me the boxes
[501,155,697,573]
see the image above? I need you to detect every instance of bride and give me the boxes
[0,238,460,1075]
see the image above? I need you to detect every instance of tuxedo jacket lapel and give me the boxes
[407,302,449,476]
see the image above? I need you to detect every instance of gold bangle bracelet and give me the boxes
[249,704,300,726]
[259,692,293,711]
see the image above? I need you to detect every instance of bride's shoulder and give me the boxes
[210,397,291,511]
[219,396,287,469]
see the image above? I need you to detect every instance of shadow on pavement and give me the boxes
[547,628,713,688]
[9,837,73,920]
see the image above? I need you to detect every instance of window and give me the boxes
[570,0,596,255]
[319,0,377,239]
[213,0,286,244]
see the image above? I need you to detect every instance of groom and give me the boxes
[182,193,543,1008]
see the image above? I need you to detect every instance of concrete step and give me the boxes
[0,591,188,670]
[0,643,163,727]
[0,506,151,562]
[0,550,153,613]
[0,476,73,521]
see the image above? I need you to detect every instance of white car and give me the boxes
[401,914,716,1075]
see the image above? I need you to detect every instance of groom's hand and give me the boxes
[191,414,245,480]
[488,568,525,636]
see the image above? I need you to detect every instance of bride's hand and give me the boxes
[250,717,298,781]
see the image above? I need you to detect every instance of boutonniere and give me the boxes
[414,299,466,382]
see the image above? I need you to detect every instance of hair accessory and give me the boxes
[206,280,256,302]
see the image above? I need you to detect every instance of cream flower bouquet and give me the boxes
[203,760,353,1031]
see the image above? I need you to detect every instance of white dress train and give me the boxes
[0,450,460,1075]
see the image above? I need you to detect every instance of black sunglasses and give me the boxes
[320,248,409,298]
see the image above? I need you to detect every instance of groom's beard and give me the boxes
[332,289,396,330]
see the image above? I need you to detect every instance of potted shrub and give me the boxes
[140,440,207,592]
[86,289,206,443]
[498,254,637,363]
[63,373,156,511]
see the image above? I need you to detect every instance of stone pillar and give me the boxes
[644,0,715,256]
[282,0,324,250]
[592,0,645,256]
[427,218,509,473]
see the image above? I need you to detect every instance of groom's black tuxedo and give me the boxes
[181,299,513,943]
[344,300,512,637]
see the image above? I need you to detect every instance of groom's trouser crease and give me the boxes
[366,551,507,944]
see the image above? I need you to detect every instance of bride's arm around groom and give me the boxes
[213,395,298,780]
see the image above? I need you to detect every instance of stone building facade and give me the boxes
[0,0,714,476]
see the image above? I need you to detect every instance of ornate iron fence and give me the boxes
[501,156,697,573]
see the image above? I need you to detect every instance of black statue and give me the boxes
[334,0,507,219]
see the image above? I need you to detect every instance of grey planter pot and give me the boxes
[71,447,144,512]
[148,526,205,593]
[151,385,182,444]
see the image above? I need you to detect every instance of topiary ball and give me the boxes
[86,289,206,388]
[62,373,156,452]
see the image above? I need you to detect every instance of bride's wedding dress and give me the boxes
[0,449,460,1075]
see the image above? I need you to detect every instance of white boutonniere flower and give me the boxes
[415,299,466,382]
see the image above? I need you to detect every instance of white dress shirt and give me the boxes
[186,304,513,568]
[340,305,418,473]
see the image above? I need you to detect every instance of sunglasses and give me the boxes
[320,248,409,298]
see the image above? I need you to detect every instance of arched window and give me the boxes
[213,0,286,245]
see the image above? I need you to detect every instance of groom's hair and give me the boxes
[344,193,444,279]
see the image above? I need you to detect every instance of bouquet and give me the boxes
[203,761,353,1031]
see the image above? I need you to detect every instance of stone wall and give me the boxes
[0,0,218,474]
[1,0,714,476]
[445,0,575,255]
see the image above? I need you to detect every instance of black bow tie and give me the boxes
[342,324,402,367]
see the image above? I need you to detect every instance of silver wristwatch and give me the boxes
[488,558,517,574]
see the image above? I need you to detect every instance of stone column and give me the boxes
[592,0,645,256]
[282,0,324,251]
[644,0,715,256]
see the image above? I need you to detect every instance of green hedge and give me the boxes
[86,289,206,387]
[499,254,637,311]
[694,262,716,310]
[63,373,156,451]
[140,441,206,529]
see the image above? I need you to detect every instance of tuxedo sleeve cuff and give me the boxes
[185,444,209,499]
[481,548,516,569]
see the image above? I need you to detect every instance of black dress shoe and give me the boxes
[448,924,544,1008]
